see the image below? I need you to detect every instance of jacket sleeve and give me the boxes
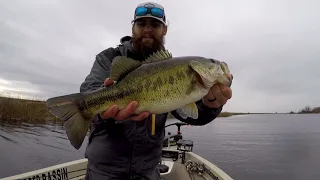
[80,48,116,93]
[170,100,223,125]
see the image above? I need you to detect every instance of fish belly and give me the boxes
[140,87,208,114]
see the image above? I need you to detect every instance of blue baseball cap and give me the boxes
[132,2,167,25]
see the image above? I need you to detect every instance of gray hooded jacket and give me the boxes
[80,36,223,180]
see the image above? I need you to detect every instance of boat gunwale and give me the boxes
[0,159,88,180]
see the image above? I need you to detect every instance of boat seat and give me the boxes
[157,164,169,173]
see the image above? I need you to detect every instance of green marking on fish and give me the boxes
[46,49,232,149]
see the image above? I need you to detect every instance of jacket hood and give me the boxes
[120,36,132,44]
[117,36,134,57]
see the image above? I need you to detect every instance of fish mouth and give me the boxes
[195,58,231,88]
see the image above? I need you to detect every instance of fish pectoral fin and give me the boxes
[176,102,199,119]
[189,60,214,88]
[110,56,142,81]
[46,93,93,150]
[144,49,172,63]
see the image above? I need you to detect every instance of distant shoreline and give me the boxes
[0,95,318,124]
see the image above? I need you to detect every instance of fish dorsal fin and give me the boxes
[144,49,172,63]
[110,56,142,81]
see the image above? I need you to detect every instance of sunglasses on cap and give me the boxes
[135,6,164,18]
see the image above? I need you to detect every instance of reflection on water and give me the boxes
[1,114,320,180]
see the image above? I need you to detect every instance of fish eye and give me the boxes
[209,58,220,64]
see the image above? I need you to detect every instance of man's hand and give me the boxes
[202,74,233,108]
[100,78,150,121]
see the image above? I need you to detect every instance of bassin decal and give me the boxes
[22,167,68,180]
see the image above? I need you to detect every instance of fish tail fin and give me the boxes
[46,93,93,150]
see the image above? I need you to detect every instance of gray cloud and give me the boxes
[0,0,319,113]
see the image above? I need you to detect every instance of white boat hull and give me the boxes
[1,122,233,180]
[0,158,87,180]
[1,147,232,180]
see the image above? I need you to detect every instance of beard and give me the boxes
[132,32,165,59]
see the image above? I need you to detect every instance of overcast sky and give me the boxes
[0,0,319,113]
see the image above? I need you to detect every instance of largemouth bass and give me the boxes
[46,49,232,149]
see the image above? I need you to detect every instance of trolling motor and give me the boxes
[162,122,194,163]
[163,122,188,147]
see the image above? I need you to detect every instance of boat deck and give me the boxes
[161,161,202,180]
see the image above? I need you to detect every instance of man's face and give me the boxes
[132,18,167,56]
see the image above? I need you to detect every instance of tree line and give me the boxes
[289,106,320,114]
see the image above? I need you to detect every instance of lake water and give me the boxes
[0,114,319,180]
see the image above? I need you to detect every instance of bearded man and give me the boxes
[80,2,233,180]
